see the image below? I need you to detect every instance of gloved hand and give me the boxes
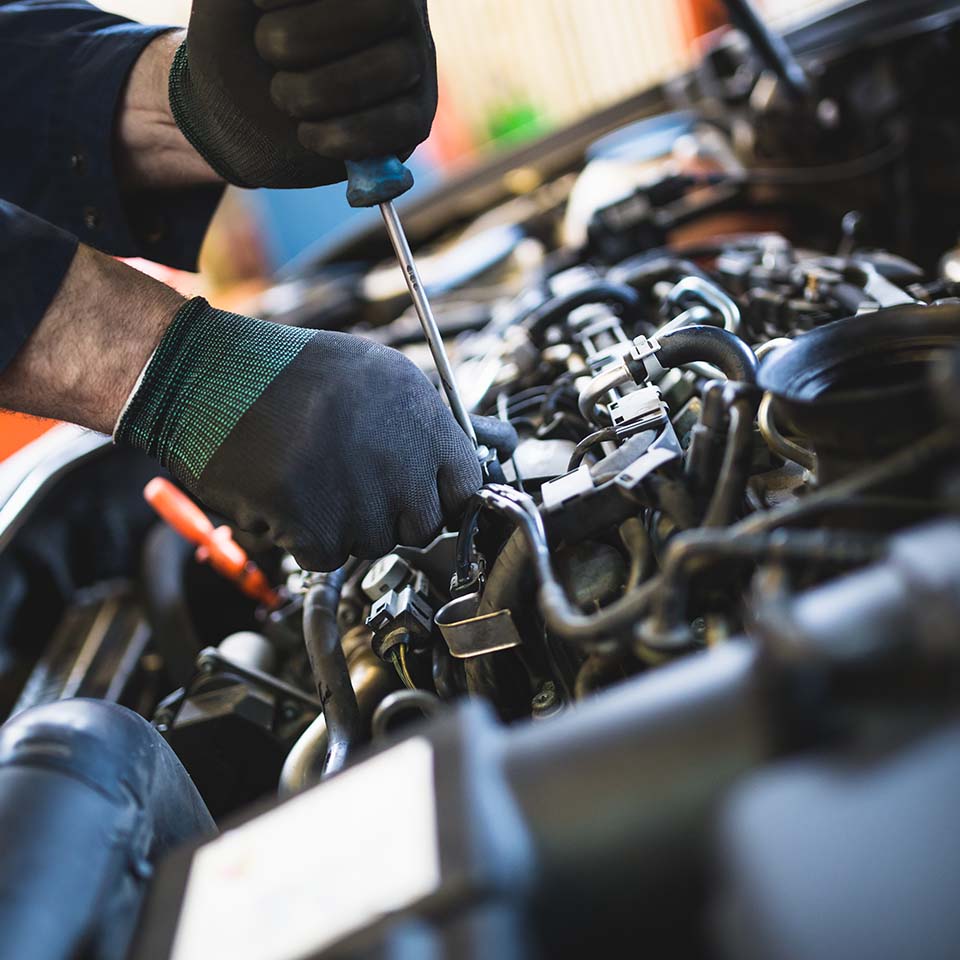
[116,299,480,571]
[169,0,437,188]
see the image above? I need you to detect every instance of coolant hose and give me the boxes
[702,390,762,528]
[302,567,360,777]
[473,414,520,459]
[465,486,664,650]
[141,522,201,687]
[657,325,758,384]
[478,439,655,618]
[0,699,214,960]
[578,323,758,423]
[279,626,395,797]
[524,281,641,343]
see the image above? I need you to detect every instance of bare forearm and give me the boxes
[0,247,184,433]
[116,30,223,191]
[0,31,228,435]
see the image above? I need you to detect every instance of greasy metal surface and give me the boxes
[435,592,524,659]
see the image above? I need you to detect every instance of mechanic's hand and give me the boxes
[169,0,437,188]
[115,299,479,571]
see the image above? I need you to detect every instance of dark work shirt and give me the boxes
[0,1,224,371]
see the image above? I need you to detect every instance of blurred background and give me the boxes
[98,0,840,274]
[0,0,843,460]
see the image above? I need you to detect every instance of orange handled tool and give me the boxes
[144,477,280,609]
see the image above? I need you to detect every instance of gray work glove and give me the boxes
[116,299,480,571]
[169,0,437,188]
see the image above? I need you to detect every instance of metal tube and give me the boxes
[460,484,663,649]
[379,201,478,447]
[279,626,395,798]
[665,276,742,335]
[577,364,633,422]
[702,395,759,528]
[758,393,817,471]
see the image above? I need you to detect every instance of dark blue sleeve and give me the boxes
[0,1,223,269]
[0,200,78,371]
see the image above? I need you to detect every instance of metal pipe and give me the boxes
[651,304,714,339]
[665,276,742,335]
[379,201,478,447]
[279,626,395,798]
[646,528,887,640]
[577,364,633,422]
[758,393,817,471]
[302,568,360,777]
[754,337,794,361]
[577,316,756,425]
[568,427,620,470]
[460,485,662,649]
[371,689,441,738]
[702,393,761,528]
[619,518,652,593]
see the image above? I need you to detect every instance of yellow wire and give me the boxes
[397,644,416,690]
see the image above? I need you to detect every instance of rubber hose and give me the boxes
[479,439,654,617]
[524,281,641,343]
[472,415,521,459]
[0,700,214,960]
[703,396,761,528]
[302,568,359,777]
[657,326,758,384]
[141,523,201,687]
[610,254,715,291]
[477,528,531,617]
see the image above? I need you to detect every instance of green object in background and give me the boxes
[486,101,551,148]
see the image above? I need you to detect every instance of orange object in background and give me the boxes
[144,477,280,609]
[0,413,56,461]
[429,72,479,170]
[679,0,731,43]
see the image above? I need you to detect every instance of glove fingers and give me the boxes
[437,455,482,525]
[271,39,423,121]
[297,94,434,160]
[396,491,444,549]
[261,518,349,574]
[255,0,415,70]
[253,0,308,10]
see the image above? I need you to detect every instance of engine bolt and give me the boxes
[532,681,561,719]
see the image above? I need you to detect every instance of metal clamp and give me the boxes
[435,592,523,659]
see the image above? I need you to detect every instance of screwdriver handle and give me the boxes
[144,477,280,609]
[145,476,214,545]
[345,157,415,208]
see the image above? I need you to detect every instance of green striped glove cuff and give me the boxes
[115,297,313,488]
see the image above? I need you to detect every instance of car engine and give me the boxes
[2,3,960,959]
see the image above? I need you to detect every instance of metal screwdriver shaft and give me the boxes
[378,201,478,446]
[345,157,478,448]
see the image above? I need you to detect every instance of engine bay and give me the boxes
[3,3,960,957]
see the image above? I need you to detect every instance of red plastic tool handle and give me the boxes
[144,477,280,608]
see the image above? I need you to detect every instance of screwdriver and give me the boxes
[344,156,479,449]
[144,477,280,608]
